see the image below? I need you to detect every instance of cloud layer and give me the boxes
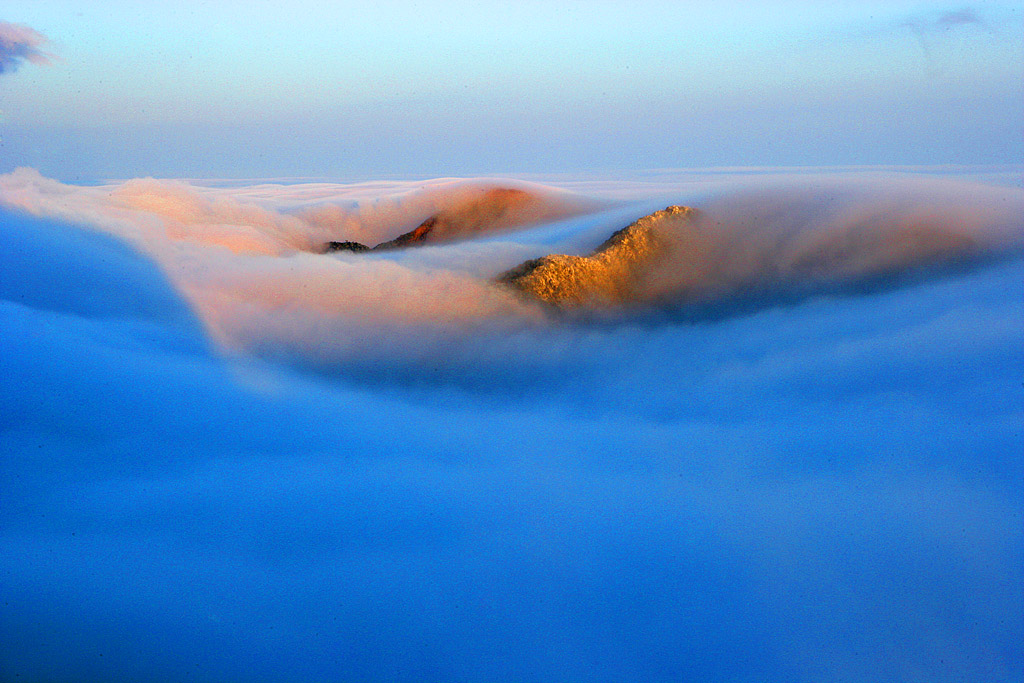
[1,168,1019,379]
[1,168,1022,682]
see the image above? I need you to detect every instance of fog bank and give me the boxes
[1,168,1021,682]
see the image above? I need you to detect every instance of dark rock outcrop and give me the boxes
[324,240,370,253]
[321,186,582,254]
[372,216,438,251]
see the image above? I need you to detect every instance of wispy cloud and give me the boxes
[897,6,988,74]
[936,8,983,28]
[0,22,54,74]
[901,6,985,33]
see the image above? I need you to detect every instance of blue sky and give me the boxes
[1,1,1022,178]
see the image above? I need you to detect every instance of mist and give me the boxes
[1,167,1022,682]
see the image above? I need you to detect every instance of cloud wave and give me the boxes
[1,168,1020,382]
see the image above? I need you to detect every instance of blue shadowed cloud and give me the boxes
[1,169,1022,681]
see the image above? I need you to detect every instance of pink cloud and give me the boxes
[0,22,54,74]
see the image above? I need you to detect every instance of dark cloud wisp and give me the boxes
[937,8,982,27]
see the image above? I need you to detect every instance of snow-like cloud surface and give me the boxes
[1,168,1021,682]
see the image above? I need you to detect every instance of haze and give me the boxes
[1,0,1022,179]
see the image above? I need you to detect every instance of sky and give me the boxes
[0,1,1022,179]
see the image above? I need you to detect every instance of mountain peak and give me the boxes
[498,205,696,307]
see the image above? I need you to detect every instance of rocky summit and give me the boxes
[497,205,696,307]
[320,187,551,254]
[323,240,371,253]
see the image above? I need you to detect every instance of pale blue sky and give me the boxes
[1,1,1021,179]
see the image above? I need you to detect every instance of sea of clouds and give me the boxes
[1,167,1022,682]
